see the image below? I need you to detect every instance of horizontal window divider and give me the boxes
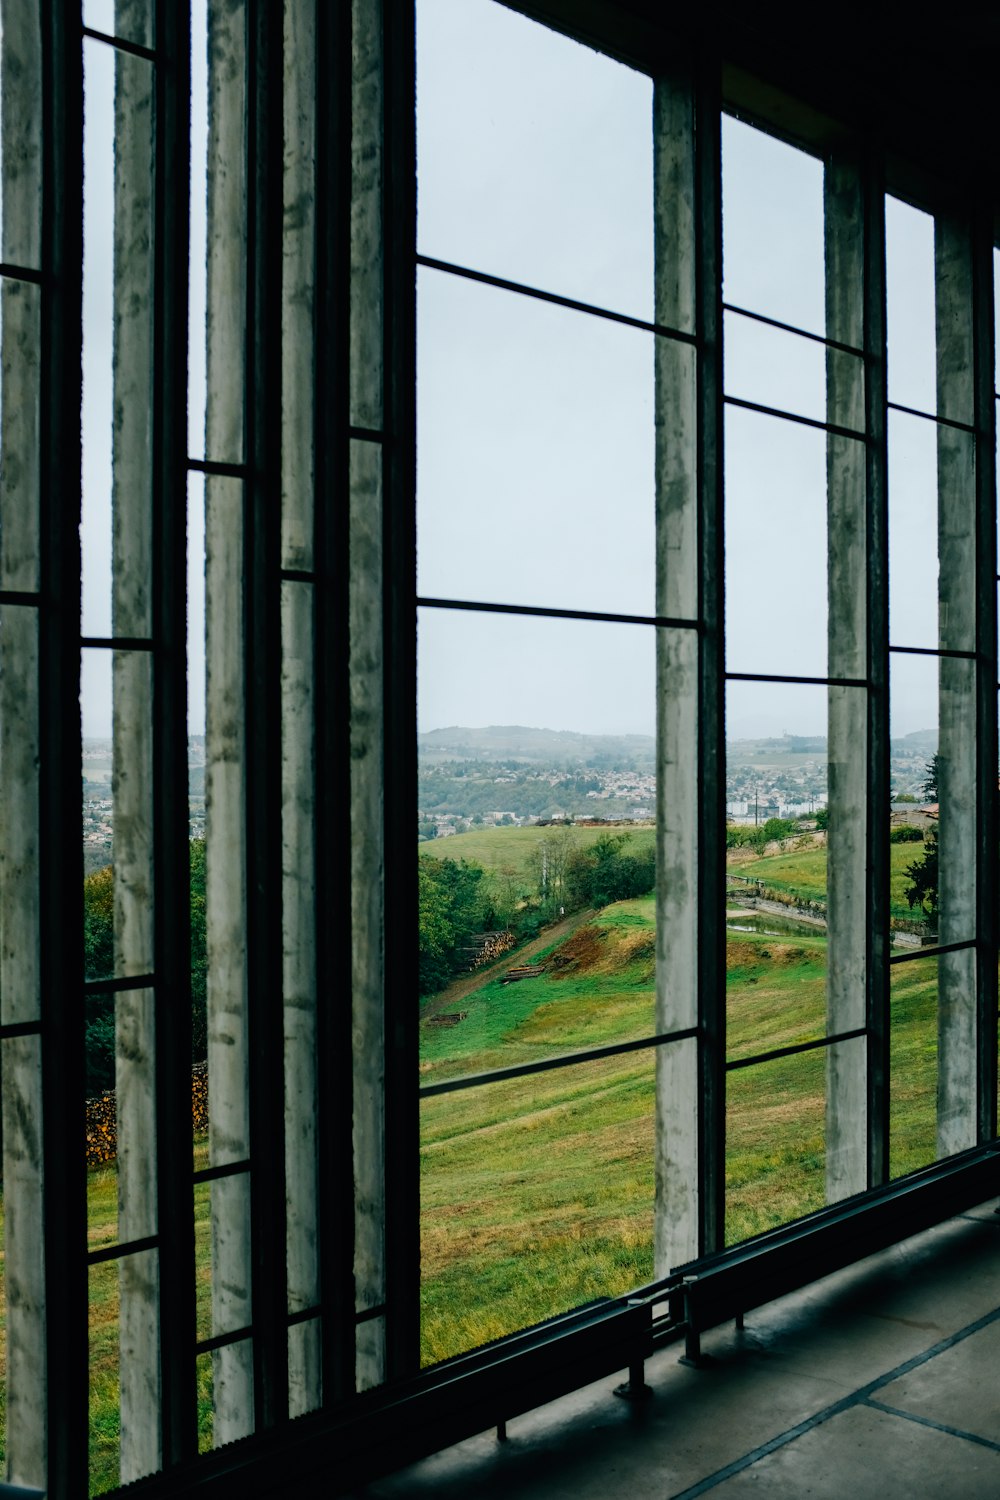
[194,1326,254,1357]
[192,1159,252,1185]
[419,1027,700,1100]
[889,939,977,965]
[87,1234,159,1267]
[84,973,155,996]
[287,1305,322,1329]
[888,643,978,661]
[886,399,978,436]
[0,1019,42,1040]
[726,1027,867,1072]
[725,669,868,688]
[80,635,155,651]
[722,301,863,358]
[355,1303,387,1326]
[417,252,698,347]
[0,588,41,605]
[723,393,865,442]
[417,595,699,631]
[81,24,157,62]
[280,569,315,584]
[348,424,387,444]
[187,457,248,479]
[0,261,43,286]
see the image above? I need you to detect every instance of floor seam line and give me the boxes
[863,1397,1000,1453]
[666,1303,1000,1499]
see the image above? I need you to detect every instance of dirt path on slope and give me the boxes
[419,906,598,1020]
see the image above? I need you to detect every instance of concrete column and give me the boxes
[351,0,387,1390]
[0,0,47,1486]
[652,75,699,1275]
[205,0,254,1442]
[824,159,868,1201]
[935,218,978,1157]
[281,0,320,1419]
[110,24,160,1480]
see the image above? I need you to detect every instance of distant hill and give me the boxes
[418,725,657,769]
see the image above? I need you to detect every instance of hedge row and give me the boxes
[85,1060,210,1167]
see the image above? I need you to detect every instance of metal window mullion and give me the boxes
[245,0,289,1431]
[152,0,198,1470]
[314,0,356,1405]
[864,146,890,1189]
[39,0,88,1492]
[695,64,725,1258]
[971,206,998,1144]
[381,0,420,1384]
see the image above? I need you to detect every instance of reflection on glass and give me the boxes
[886,195,936,416]
[416,0,653,320]
[83,38,114,637]
[723,311,827,423]
[726,1044,827,1245]
[189,0,208,459]
[420,1050,655,1365]
[889,956,938,1179]
[726,682,831,1060]
[724,407,828,677]
[722,115,824,336]
[417,268,655,615]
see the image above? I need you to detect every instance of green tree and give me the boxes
[904,758,939,927]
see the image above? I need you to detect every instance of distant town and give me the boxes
[80,725,940,867]
[416,724,939,840]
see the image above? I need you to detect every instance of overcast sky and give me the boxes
[77,0,964,747]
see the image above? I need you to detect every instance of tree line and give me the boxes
[419,830,655,996]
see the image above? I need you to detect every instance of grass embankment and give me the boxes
[421,893,939,1367]
[729,837,930,925]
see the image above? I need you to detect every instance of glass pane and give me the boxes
[421,1049,656,1366]
[722,115,825,337]
[890,955,939,1179]
[888,409,939,652]
[418,607,659,1083]
[417,0,653,321]
[83,37,115,637]
[417,267,655,616]
[89,1258,121,1494]
[891,652,974,948]
[886,195,936,416]
[196,1337,253,1453]
[725,407,829,677]
[83,0,154,48]
[726,682,838,1061]
[724,310,827,424]
[189,0,208,459]
[725,1037,852,1245]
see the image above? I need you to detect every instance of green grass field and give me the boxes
[0,870,943,1486]
[420,821,656,880]
[420,892,941,1367]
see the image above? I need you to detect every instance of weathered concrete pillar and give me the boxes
[110,20,161,1480]
[824,159,868,1201]
[935,218,978,1158]
[652,74,699,1274]
[205,0,254,1442]
[0,0,47,1487]
[281,0,321,1419]
[351,0,387,1390]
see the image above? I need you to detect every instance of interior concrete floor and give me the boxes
[350,1200,1000,1499]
